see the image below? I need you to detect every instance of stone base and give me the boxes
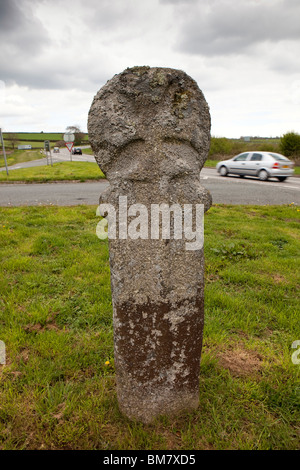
[116,384,199,423]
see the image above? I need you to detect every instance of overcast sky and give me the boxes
[1,0,300,137]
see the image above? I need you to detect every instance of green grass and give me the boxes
[204,159,218,167]
[0,204,299,450]
[0,162,105,182]
[0,149,44,167]
[81,147,94,155]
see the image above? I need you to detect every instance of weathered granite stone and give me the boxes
[88,66,211,423]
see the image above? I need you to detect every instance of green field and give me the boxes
[0,204,299,450]
[3,132,89,143]
[14,141,49,149]
[2,133,89,154]
[5,133,64,141]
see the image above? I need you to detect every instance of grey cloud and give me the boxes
[0,0,109,90]
[173,0,300,56]
[0,0,16,31]
[1,66,70,90]
[80,0,164,42]
[81,0,139,32]
[0,0,49,54]
[0,0,51,88]
[160,0,196,4]
[1,58,110,91]
[267,43,300,75]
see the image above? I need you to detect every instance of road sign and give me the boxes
[65,142,74,152]
[64,132,75,142]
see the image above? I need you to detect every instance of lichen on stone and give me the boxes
[151,96,160,104]
[172,90,192,118]
[150,70,167,88]
[129,65,151,76]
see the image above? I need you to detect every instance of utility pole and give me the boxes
[0,128,9,176]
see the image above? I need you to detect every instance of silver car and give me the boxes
[216,151,294,181]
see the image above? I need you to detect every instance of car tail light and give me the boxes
[272,162,280,169]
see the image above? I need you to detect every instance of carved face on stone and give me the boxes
[88,67,211,186]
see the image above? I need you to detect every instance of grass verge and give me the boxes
[0,162,105,183]
[82,147,94,155]
[0,149,44,167]
[0,204,299,450]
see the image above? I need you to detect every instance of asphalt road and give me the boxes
[0,149,299,205]
[0,168,299,206]
[201,169,300,205]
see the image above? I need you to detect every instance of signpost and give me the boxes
[0,128,9,175]
[64,132,75,162]
[44,140,53,166]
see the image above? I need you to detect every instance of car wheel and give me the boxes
[277,176,287,182]
[219,166,228,176]
[258,169,269,181]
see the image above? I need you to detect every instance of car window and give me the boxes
[269,153,289,161]
[251,153,263,161]
[233,153,249,161]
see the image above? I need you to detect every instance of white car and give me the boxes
[216,151,294,182]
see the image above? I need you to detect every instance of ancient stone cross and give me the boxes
[88,66,211,423]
